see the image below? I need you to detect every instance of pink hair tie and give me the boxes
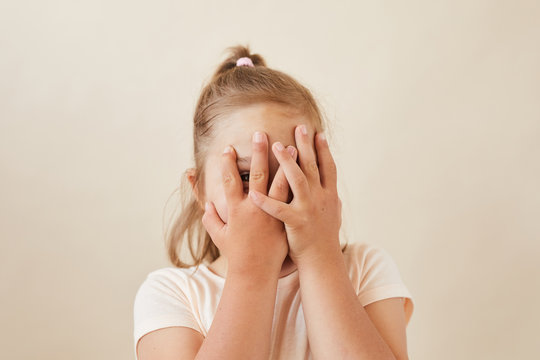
[236,57,254,67]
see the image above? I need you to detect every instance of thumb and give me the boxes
[201,201,224,242]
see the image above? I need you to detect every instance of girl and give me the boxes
[133,45,414,360]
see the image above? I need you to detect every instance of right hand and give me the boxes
[201,131,298,275]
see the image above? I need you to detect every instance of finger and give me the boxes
[315,132,338,190]
[221,145,243,205]
[295,124,321,187]
[249,131,269,195]
[271,141,311,200]
[248,189,293,224]
[201,201,225,246]
[268,146,298,202]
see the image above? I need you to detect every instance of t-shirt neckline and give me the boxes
[198,263,299,289]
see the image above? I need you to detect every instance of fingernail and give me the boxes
[300,124,308,136]
[205,201,211,211]
[223,145,232,154]
[275,142,284,151]
[319,132,326,142]
[253,131,263,143]
[249,190,258,201]
[286,146,295,157]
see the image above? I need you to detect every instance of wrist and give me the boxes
[294,242,343,271]
[227,259,283,280]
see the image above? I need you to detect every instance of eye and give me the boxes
[240,172,250,182]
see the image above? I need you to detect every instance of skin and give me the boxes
[247,115,343,266]
[182,101,409,359]
[188,102,314,277]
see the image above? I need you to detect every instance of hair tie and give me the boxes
[236,57,254,67]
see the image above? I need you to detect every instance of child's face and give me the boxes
[203,102,315,223]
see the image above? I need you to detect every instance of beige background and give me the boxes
[1,0,539,359]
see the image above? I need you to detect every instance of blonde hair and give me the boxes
[165,43,348,269]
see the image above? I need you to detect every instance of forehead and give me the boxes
[211,103,312,153]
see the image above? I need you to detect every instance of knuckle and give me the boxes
[273,204,286,219]
[297,213,310,226]
[293,173,308,187]
[250,170,266,182]
[307,160,319,174]
[222,172,236,186]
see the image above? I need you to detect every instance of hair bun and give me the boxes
[236,57,254,67]
[211,44,267,80]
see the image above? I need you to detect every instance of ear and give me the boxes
[186,168,202,208]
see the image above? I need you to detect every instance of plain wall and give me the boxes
[1,0,539,359]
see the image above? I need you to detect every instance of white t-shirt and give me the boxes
[133,242,414,359]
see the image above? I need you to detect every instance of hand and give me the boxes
[248,125,342,266]
[201,131,298,275]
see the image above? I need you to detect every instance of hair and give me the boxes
[165,43,348,270]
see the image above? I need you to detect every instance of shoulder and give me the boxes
[135,267,193,297]
[342,241,397,275]
[133,266,207,352]
[342,242,415,324]
[133,265,208,314]
[142,266,198,284]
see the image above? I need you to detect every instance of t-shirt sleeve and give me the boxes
[133,269,202,358]
[354,245,415,326]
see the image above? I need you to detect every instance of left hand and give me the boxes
[248,124,343,266]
